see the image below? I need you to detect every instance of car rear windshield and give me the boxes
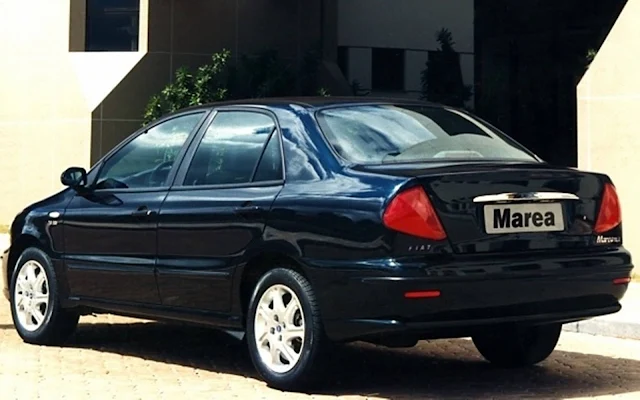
[315,104,538,164]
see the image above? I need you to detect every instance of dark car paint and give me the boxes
[63,190,166,304]
[2,98,634,343]
[156,184,283,312]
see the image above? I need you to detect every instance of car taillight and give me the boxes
[383,186,447,240]
[594,183,622,233]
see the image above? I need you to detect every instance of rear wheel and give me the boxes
[10,247,79,345]
[472,324,562,367]
[246,268,328,391]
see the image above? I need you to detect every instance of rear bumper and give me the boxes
[305,248,633,342]
[325,304,622,342]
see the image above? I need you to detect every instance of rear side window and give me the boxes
[315,105,537,164]
[253,132,283,182]
[184,111,277,186]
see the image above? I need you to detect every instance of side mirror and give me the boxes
[60,167,87,189]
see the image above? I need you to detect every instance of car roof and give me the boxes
[178,96,445,113]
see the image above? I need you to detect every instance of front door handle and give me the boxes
[132,206,157,218]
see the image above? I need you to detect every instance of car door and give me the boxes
[63,111,208,305]
[156,109,284,313]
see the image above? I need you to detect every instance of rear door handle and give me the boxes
[132,206,157,218]
[234,205,263,216]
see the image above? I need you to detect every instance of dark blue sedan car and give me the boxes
[2,97,633,390]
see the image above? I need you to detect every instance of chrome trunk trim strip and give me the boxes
[473,192,580,203]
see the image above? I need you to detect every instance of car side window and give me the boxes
[253,132,283,182]
[184,111,278,186]
[95,112,204,190]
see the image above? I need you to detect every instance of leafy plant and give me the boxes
[350,80,370,96]
[144,48,330,124]
[228,50,295,99]
[420,28,472,107]
[585,48,598,70]
[143,50,231,124]
[317,87,331,97]
[299,44,324,95]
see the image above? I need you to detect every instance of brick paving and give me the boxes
[1,299,640,399]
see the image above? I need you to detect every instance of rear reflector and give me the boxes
[613,277,631,285]
[594,183,622,234]
[383,186,447,240]
[404,290,441,299]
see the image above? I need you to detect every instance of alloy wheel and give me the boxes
[253,284,306,373]
[14,260,50,332]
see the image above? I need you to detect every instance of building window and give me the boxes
[371,48,405,91]
[86,0,140,51]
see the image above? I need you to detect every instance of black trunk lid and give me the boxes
[359,162,607,254]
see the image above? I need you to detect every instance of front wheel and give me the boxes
[246,268,328,391]
[10,247,79,345]
[472,324,562,367]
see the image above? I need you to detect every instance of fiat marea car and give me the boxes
[2,98,633,391]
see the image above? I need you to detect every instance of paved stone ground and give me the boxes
[1,299,640,399]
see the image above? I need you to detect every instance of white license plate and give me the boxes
[483,203,564,234]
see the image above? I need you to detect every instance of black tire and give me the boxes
[10,247,79,345]
[246,267,329,391]
[472,323,562,367]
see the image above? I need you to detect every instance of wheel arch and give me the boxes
[6,234,44,285]
[235,251,310,323]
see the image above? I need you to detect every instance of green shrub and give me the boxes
[228,50,295,99]
[143,50,231,124]
[420,28,472,108]
[143,47,329,124]
[585,48,598,70]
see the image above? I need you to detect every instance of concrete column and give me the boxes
[321,0,338,62]
[577,0,640,268]
[69,0,87,51]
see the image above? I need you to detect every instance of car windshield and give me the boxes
[315,104,538,164]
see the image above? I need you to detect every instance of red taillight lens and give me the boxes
[383,186,447,240]
[594,183,622,234]
[613,277,631,285]
[404,290,441,299]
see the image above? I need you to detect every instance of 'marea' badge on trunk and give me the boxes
[483,203,565,234]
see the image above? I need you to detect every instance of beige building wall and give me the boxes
[0,1,148,223]
[0,0,334,224]
[577,0,640,266]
